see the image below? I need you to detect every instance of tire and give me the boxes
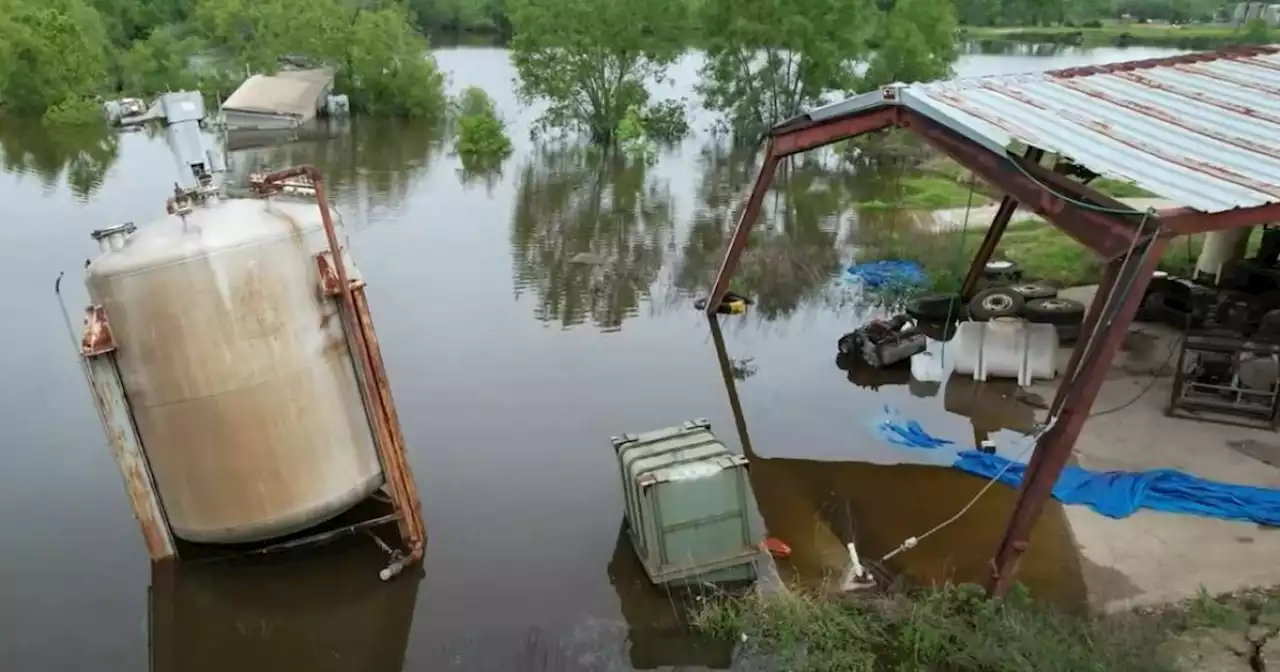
[905,293,966,322]
[1009,281,1058,300]
[1024,297,1086,326]
[968,287,1025,321]
[917,320,958,342]
[981,259,1022,284]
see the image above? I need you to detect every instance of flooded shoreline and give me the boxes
[0,44,1184,670]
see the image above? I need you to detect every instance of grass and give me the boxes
[857,218,1206,292]
[694,583,1280,672]
[694,583,1176,671]
[960,22,1256,48]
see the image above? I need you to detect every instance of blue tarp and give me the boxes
[876,416,1280,527]
[953,450,1280,527]
[846,260,926,288]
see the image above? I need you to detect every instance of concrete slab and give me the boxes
[1024,285,1280,612]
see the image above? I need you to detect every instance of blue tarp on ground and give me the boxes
[846,260,926,288]
[953,450,1280,527]
[876,415,1280,527]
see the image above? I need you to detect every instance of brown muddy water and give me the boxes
[0,44,1184,670]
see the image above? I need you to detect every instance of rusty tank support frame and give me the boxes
[77,165,426,579]
[703,93,1280,597]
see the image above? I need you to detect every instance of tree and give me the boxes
[117,26,206,96]
[862,0,959,89]
[508,0,687,145]
[0,0,112,122]
[697,0,876,143]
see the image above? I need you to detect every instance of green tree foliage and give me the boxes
[697,0,875,142]
[454,86,513,170]
[862,0,959,88]
[91,0,192,46]
[194,0,445,118]
[0,0,112,122]
[698,0,957,142]
[508,0,687,145]
[407,0,509,34]
[1242,18,1271,44]
[117,26,206,96]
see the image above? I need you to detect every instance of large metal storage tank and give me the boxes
[86,197,383,543]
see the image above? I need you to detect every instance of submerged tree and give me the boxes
[696,0,875,143]
[510,146,674,330]
[862,0,959,89]
[697,0,958,142]
[508,0,687,145]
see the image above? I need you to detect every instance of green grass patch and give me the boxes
[1090,177,1156,199]
[960,23,1251,48]
[695,583,1176,671]
[857,218,1207,292]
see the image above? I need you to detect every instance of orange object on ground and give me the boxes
[761,537,792,558]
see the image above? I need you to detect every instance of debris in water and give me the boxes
[761,537,792,559]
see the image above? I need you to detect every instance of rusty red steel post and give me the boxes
[705,143,780,315]
[960,196,1019,299]
[1052,260,1121,417]
[256,165,426,565]
[352,287,427,554]
[986,232,1169,597]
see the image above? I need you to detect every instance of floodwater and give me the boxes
[0,44,1184,670]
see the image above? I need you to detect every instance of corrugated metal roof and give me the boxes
[221,67,335,122]
[790,47,1280,214]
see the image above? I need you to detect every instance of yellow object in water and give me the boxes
[726,300,747,314]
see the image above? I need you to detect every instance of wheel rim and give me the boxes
[1037,299,1072,311]
[982,294,1013,311]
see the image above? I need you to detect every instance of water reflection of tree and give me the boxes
[675,144,844,321]
[225,118,442,219]
[511,146,673,331]
[0,117,119,200]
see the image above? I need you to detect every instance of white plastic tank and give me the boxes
[951,318,1058,387]
[86,197,383,543]
[1194,227,1251,284]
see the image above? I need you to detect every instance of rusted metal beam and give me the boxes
[1160,202,1280,235]
[960,196,1020,299]
[705,143,780,314]
[1051,260,1120,418]
[83,324,176,561]
[902,111,1142,258]
[352,287,426,556]
[986,231,1169,597]
[772,108,900,157]
[258,165,425,578]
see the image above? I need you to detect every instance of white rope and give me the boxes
[879,416,1057,563]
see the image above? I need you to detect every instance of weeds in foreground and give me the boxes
[694,583,1176,672]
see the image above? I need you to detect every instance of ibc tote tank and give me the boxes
[85,197,383,544]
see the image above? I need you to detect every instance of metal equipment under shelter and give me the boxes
[73,92,425,579]
[702,46,1280,596]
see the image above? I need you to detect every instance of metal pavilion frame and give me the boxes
[703,75,1280,597]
